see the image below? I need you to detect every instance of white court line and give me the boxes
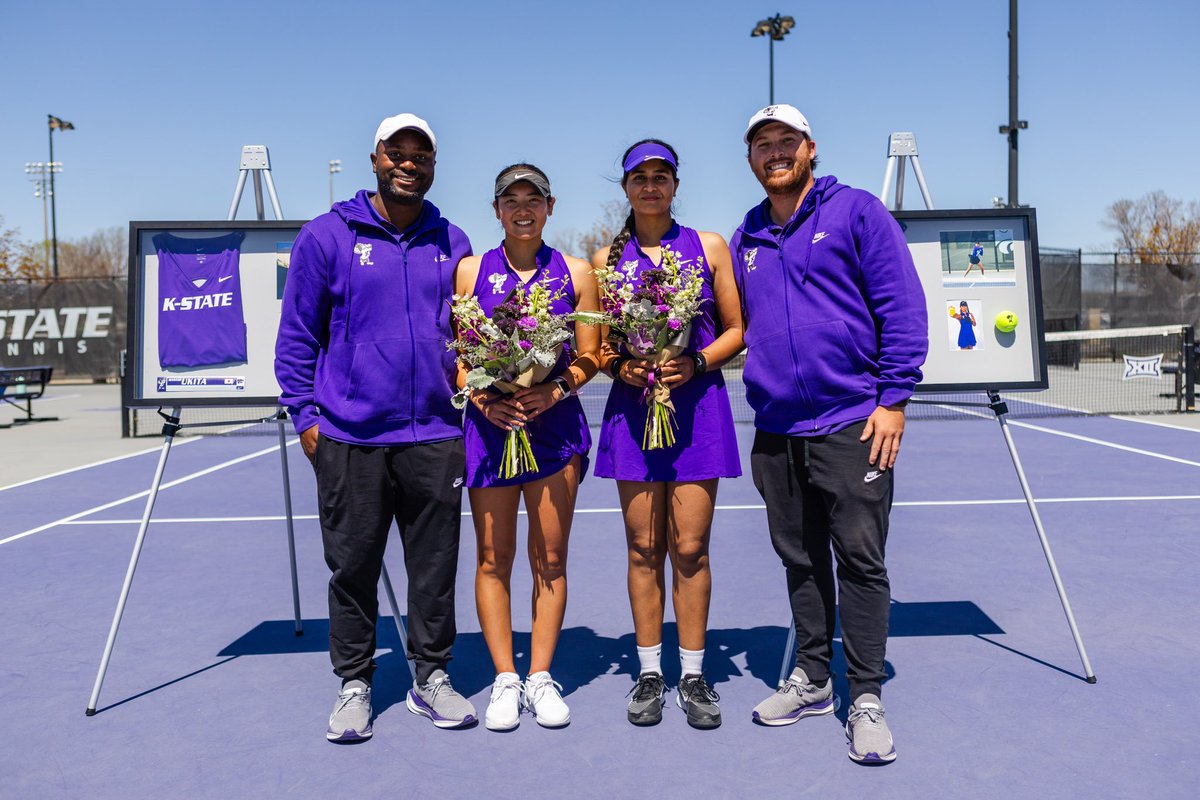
[52,494,1200,526]
[0,439,298,547]
[0,437,204,494]
[1110,415,1200,433]
[1009,420,1200,468]
[930,403,1200,467]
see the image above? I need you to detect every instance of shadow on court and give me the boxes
[198,598,1004,717]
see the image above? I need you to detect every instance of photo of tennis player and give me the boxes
[946,299,982,351]
[939,230,1016,288]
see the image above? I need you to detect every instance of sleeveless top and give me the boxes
[155,231,247,368]
[957,313,977,348]
[463,243,592,488]
[595,223,740,482]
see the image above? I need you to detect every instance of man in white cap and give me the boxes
[730,105,928,764]
[276,113,477,741]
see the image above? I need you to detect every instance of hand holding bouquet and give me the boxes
[448,282,572,479]
[574,246,706,450]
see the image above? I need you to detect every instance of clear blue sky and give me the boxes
[2,0,1197,253]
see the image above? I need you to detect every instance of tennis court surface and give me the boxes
[2,385,1197,799]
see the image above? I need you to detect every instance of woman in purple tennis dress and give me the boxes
[591,140,744,729]
[455,164,601,732]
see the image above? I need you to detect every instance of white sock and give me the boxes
[637,643,662,676]
[680,647,704,677]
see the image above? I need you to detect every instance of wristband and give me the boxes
[692,351,708,375]
[610,356,629,380]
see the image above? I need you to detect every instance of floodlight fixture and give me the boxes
[750,13,795,104]
[328,159,342,206]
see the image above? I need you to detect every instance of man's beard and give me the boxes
[377,171,427,205]
[761,157,813,196]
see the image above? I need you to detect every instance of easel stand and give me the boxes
[87,148,414,716]
[916,392,1095,682]
[880,132,934,211]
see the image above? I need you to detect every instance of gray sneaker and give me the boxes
[406,669,477,729]
[846,693,897,764]
[626,672,666,726]
[326,679,372,742]
[676,674,721,729]
[752,667,836,726]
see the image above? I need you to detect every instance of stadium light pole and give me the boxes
[328,159,342,206]
[25,162,56,271]
[47,114,75,279]
[997,0,1027,208]
[750,14,795,105]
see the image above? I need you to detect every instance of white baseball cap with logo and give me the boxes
[743,104,812,144]
[374,113,437,152]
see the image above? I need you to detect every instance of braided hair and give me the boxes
[605,139,679,269]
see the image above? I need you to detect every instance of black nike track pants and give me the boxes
[750,421,893,700]
[313,434,465,685]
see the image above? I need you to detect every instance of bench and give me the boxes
[0,366,58,427]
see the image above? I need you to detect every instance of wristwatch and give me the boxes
[691,351,708,375]
[552,376,575,398]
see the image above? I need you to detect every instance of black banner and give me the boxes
[0,279,127,380]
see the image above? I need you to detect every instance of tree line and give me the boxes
[3,191,1195,283]
[0,216,126,280]
[1103,190,1199,277]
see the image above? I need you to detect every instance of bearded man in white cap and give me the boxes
[731,105,928,764]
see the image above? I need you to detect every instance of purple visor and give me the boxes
[622,142,677,173]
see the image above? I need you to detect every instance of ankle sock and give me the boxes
[637,643,662,675]
[680,647,704,677]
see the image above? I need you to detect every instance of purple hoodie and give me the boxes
[731,176,927,437]
[275,190,471,445]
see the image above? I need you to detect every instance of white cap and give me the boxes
[374,113,437,152]
[743,104,812,144]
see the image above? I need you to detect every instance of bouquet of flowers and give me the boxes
[574,246,706,450]
[448,282,571,479]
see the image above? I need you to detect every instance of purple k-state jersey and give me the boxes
[156,231,248,368]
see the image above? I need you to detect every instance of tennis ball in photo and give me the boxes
[995,311,1019,332]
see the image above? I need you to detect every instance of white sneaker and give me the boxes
[485,672,524,731]
[525,671,570,727]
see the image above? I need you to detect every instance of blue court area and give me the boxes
[2,413,1198,798]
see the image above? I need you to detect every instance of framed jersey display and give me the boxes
[894,208,1048,392]
[125,220,306,407]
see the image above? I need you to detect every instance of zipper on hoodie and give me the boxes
[775,222,817,432]
[400,242,417,438]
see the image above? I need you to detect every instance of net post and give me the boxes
[1185,325,1196,413]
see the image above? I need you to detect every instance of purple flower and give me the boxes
[518,315,538,331]
[656,304,670,314]
[668,318,682,330]
[519,339,533,351]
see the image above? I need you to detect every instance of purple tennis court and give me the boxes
[2,387,1197,798]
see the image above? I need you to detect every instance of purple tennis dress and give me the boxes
[464,243,592,488]
[595,223,741,481]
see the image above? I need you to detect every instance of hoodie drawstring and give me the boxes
[793,188,824,287]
